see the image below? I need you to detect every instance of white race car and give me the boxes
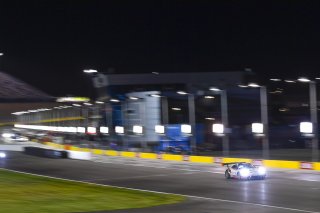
[224,162,266,180]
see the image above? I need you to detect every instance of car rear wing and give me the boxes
[222,162,247,168]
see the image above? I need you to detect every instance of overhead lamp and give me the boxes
[238,85,248,88]
[270,78,282,81]
[129,96,139,100]
[110,99,120,103]
[95,101,104,104]
[204,96,215,99]
[248,83,260,88]
[177,91,188,95]
[284,80,296,83]
[171,107,181,111]
[209,87,221,91]
[205,117,215,120]
[297,77,311,83]
[150,94,162,98]
[83,69,98,73]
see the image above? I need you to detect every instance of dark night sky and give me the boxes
[0,1,320,97]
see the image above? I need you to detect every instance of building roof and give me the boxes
[106,71,250,88]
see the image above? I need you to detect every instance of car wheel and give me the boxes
[225,170,231,179]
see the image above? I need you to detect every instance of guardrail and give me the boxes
[42,142,320,171]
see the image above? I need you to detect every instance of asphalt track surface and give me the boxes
[1,151,320,213]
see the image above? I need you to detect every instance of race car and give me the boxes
[224,162,266,180]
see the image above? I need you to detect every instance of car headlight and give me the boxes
[239,168,250,177]
[258,167,266,175]
[0,152,6,158]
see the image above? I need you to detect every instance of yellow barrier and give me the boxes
[263,160,300,169]
[45,142,64,150]
[222,158,252,164]
[162,154,183,161]
[313,162,320,171]
[92,149,104,155]
[105,150,119,156]
[77,148,90,152]
[69,146,81,151]
[140,152,157,159]
[40,141,320,171]
[189,156,214,164]
[121,152,136,158]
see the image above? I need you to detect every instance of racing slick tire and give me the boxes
[260,175,266,180]
[225,170,231,179]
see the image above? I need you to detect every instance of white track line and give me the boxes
[1,168,319,213]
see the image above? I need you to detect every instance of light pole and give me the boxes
[210,87,229,157]
[188,93,196,153]
[260,86,269,159]
[297,77,319,162]
[240,83,269,159]
[176,91,197,153]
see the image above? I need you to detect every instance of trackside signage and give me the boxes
[300,162,313,170]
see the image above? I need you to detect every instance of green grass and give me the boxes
[0,169,185,213]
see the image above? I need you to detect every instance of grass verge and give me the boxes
[0,169,185,213]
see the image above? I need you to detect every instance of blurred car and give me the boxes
[2,133,29,142]
[224,162,266,180]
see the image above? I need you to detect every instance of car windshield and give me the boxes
[238,163,254,169]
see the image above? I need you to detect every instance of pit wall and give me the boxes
[43,142,320,171]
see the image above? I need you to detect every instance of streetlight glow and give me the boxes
[209,87,221,91]
[129,96,139,100]
[238,84,249,88]
[83,69,98,73]
[298,77,311,83]
[204,96,215,99]
[284,80,296,83]
[248,83,260,88]
[177,91,188,95]
[110,99,120,103]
